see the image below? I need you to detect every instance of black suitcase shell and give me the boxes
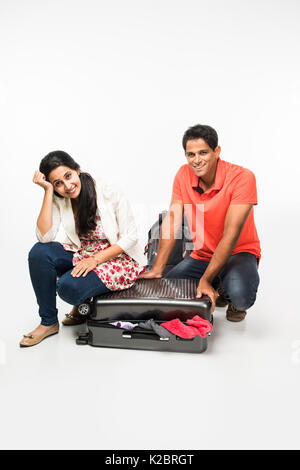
[80,320,210,353]
[90,278,211,322]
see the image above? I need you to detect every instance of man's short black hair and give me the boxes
[182,124,218,151]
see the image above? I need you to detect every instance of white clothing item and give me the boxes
[35,177,147,268]
[110,321,138,330]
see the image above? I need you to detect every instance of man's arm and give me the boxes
[138,198,184,278]
[197,203,253,310]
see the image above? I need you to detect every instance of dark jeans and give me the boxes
[165,252,260,311]
[28,242,110,326]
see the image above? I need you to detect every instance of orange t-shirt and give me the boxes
[172,158,261,261]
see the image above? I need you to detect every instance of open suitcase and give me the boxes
[76,278,212,353]
[76,213,213,353]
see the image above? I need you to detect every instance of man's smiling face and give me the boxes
[185,138,221,181]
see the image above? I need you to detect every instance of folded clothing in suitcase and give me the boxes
[77,279,212,353]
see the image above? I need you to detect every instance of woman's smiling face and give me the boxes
[48,166,81,199]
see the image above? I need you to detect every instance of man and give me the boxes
[139,124,261,322]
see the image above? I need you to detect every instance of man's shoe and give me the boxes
[216,285,229,308]
[20,323,59,347]
[62,311,87,326]
[226,304,247,322]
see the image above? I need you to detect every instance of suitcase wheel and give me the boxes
[76,333,89,345]
[78,303,91,316]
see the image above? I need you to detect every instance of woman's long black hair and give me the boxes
[39,150,98,236]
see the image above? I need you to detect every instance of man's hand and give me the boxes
[196,278,218,312]
[138,269,163,279]
[71,257,98,278]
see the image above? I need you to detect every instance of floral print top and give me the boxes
[62,215,141,291]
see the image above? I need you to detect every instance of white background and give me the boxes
[0,0,300,450]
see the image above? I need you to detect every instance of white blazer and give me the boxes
[36,177,147,268]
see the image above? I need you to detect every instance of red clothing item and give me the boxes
[186,315,213,337]
[172,158,261,261]
[161,315,213,339]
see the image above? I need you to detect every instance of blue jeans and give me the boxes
[165,252,260,311]
[28,242,110,326]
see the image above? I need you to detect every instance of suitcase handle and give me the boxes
[122,331,170,341]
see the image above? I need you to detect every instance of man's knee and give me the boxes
[164,265,190,279]
[232,292,257,311]
[164,257,203,280]
[223,276,259,311]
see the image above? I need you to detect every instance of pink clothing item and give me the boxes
[186,315,213,337]
[161,315,213,339]
[63,215,141,291]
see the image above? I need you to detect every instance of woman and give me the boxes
[20,151,146,347]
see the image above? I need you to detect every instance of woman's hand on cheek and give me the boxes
[33,170,53,191]
[71,257,98,278]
